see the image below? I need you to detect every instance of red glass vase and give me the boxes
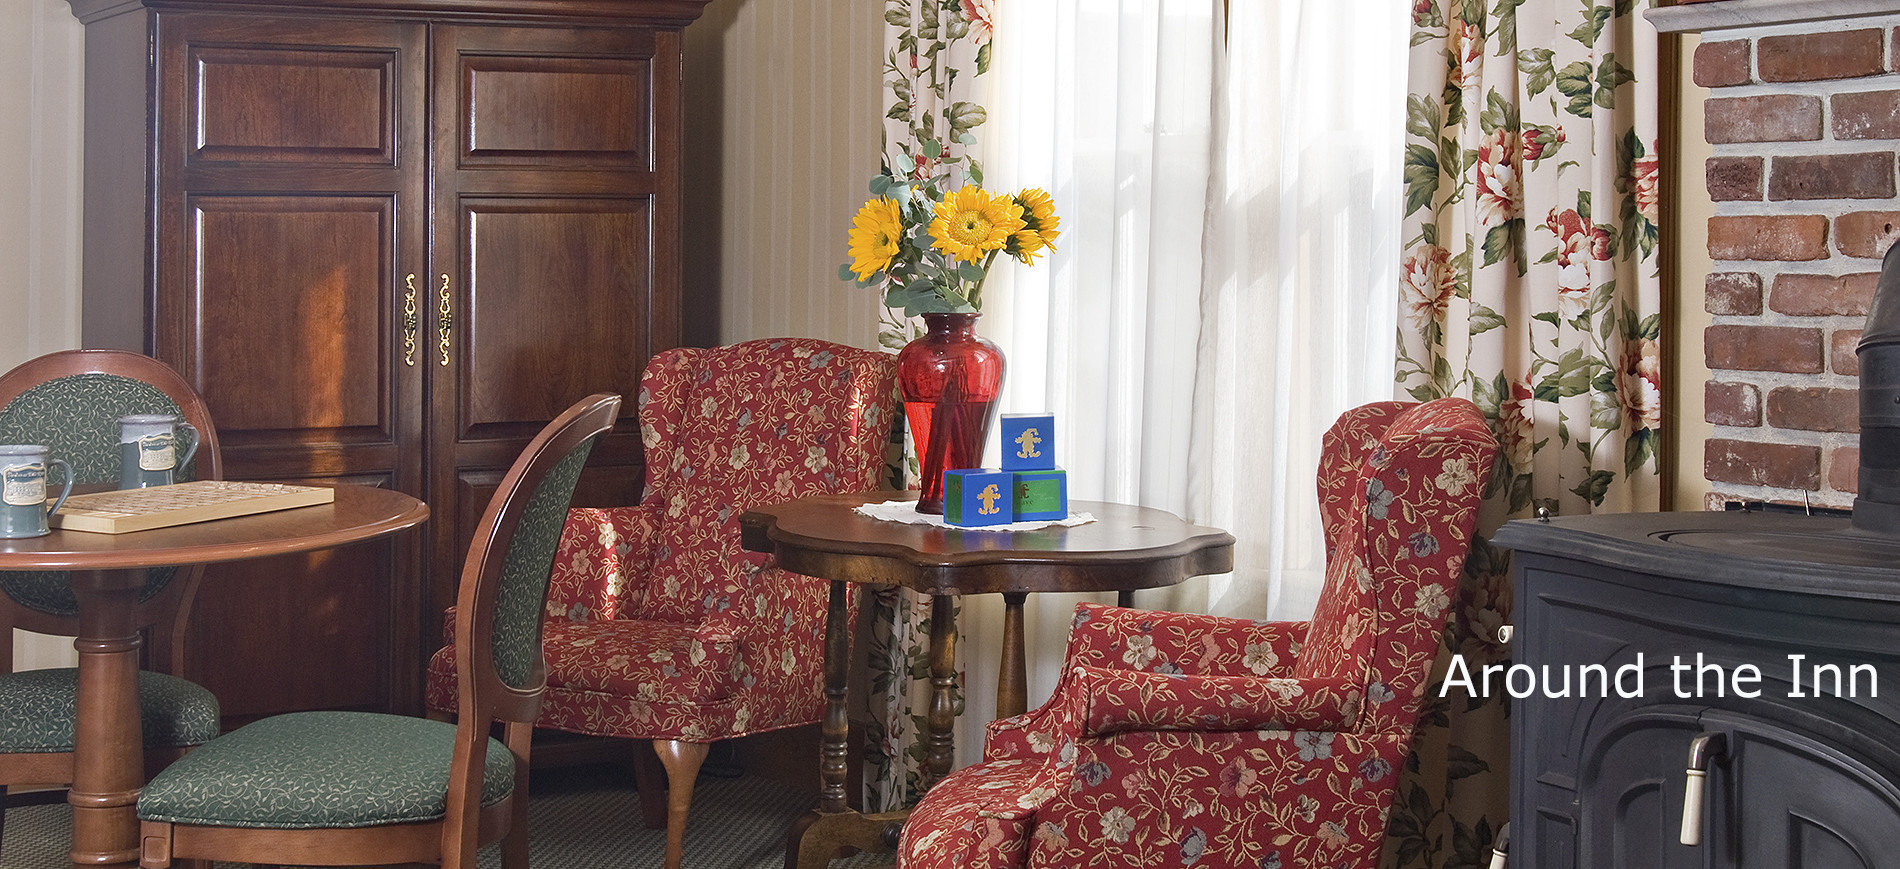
[898,312,1006,514]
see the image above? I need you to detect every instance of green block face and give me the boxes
[1013,469,1067,520]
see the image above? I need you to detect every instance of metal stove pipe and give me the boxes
[1855,241,1900,534]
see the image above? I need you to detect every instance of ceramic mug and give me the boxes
[0,445,73,538]
[118,414,198,489]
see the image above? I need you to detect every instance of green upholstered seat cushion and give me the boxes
[137,710,514,829]
[0,668,219,752]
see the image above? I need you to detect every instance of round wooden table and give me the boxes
[0,484,429,869]
[739,490,1234,869]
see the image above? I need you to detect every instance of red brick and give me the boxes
[1705,324,1824,373]
[1834,211,1900,258]
[1768,272,1879,316]
[1831,446,1861,494]
[1834,329,1863,375]
[1694,39,1751,88]
[1706,272,1763,315]
[1707,214,1829,261]
[1759,29,1884,82]
[1706,95,1823,143]
[1834,90,1900,139]
[1768,152,1896,201]
[1705,438,1822,489]
[1766,386,1859,432]
[1707,156,1764,201]
[1705,381,1762,427]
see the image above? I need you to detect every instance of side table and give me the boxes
[739,490,1235,869]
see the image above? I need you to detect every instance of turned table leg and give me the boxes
[997,591,1028,719]
[68,569,146,869]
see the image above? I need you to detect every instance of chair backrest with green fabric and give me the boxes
[0,350,224,674]
[451,392,622,724]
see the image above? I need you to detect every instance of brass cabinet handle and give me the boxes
[437,273,452,367]
[402,273,419,367]
[1679,732,1727,846]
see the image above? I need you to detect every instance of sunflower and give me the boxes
[929,185,1026,263]
[847,197,905,280]
[1006,188,1062,263]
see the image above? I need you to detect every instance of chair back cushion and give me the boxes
[1297,398,1495,731]
[489,445,599,690]
[628,339,897,625]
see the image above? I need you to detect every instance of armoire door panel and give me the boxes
[461,56,652,166]
[185,471,418,722]
[457,202,651,437]
[190,45,396,164]
[187,196,395,442]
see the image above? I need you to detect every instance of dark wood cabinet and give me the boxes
[1494,512,1900,869]
[66,0,708,722]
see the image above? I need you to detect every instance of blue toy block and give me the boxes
[943,468,1015,526]
[1012,468,1068,521]
[1000,413,1056,470]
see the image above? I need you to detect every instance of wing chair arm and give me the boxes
[1072,666,1363,737]
[1064,602,1309,678]
[543,505,663,622]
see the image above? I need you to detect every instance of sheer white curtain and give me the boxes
[960,0,1406,760]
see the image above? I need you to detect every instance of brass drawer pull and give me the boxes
[402,274,419,367]
[437,273,452,366]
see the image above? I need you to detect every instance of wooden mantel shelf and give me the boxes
[1649,0,1900,34]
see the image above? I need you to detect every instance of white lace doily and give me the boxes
[854,498,1096,532]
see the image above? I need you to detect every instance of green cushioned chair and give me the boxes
[137,393,622,869]
[0,350,225,850]
[0,349,224,677]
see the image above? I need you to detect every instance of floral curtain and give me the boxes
[1386,0,1661,866]
[861,0,993,812]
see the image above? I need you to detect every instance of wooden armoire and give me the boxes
[65,0,710,723]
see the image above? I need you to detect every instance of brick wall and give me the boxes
[1691,15,1900,509]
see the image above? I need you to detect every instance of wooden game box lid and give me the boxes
[50,481,336,534]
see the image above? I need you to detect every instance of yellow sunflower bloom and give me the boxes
[847,197,905,280]
[930,185,1026,263]
[1007,188,1061,264]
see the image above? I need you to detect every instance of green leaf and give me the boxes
[1422,222,1440,247]
[1472,373,1501,417]
[945,101,987,133]
[1533,311,1561,326]
[1479,89,1518,134]
[923,138,943,159]
[1470,303,1507,335]
[976,41,992,75]
[1577,190,1592,222]
[1446,745,1491,780]
[1567,4,1612,46]
[869,176,892,196]
[1625,428,1656,474]
[1406,94,1441,141]
[1596,54,1636,103]
[1520,47,1556,96]
[1407,382,1443,402]
[1490,0,1526,55]
[1637,312,1662,340]
[1555,60,1594,116]
[1569,469,1615,505]
[1404,144,1442,217]
[1482,224,1513,268]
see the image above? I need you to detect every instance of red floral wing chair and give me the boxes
[425,338,897,869]
[897,397,1498,869]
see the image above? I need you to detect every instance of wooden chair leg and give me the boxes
[501,722,533,869]
[654,740,709,869]
[630,740,669,829]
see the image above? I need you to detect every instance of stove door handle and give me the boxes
[1680,731,1728,846]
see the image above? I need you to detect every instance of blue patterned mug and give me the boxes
[117,414,198,489]
[0,445,73,538]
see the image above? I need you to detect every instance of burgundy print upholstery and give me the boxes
[426,338,896,742]
[898,398,1497,869]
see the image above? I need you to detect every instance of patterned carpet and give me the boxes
[1,764,890,868]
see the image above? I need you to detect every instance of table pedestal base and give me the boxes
[70,570,145,869]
